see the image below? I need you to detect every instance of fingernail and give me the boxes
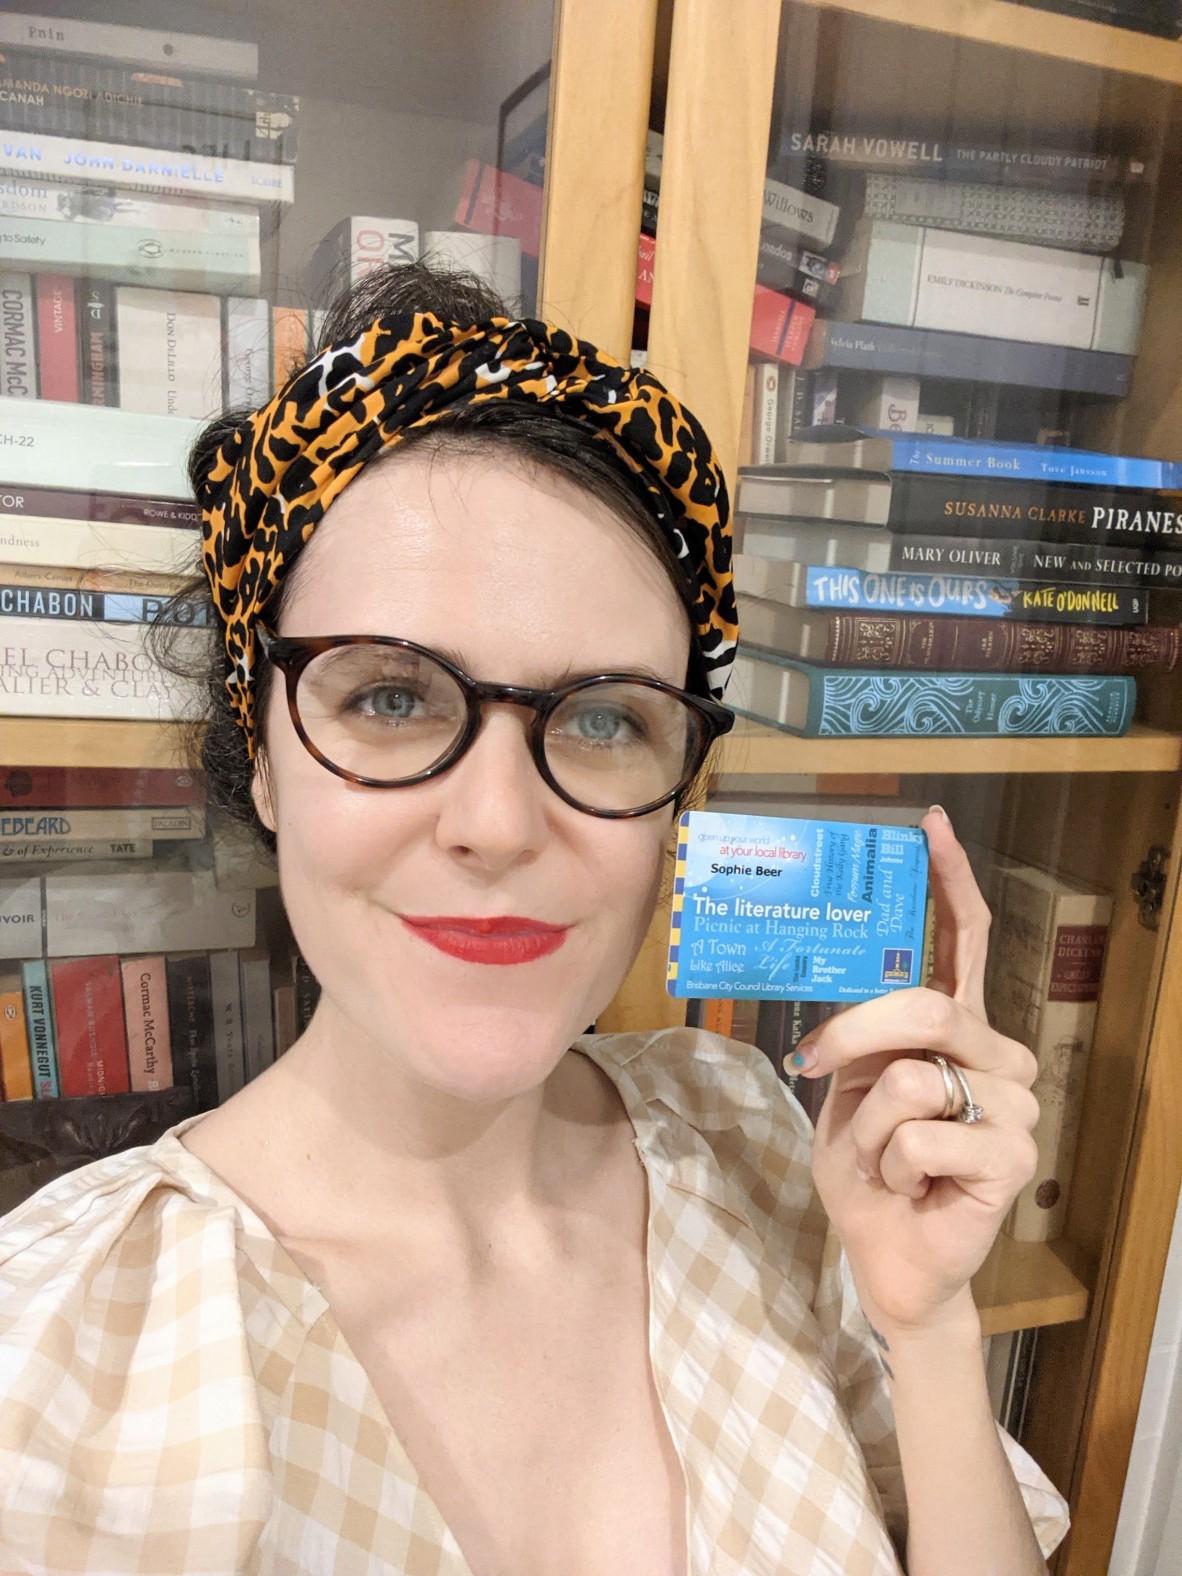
[788,1039,818,1073]
[928,804,951,825]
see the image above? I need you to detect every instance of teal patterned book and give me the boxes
[732,646,1136,738]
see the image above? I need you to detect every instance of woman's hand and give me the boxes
[794,807,1040,1336]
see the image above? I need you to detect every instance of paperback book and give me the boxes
[0,15,260,78]
[0,131,293,204]
[0,399,200,498]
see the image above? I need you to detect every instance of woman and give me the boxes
[0,263,1066,1575]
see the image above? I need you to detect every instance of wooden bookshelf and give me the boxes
[0,718,190,771]
[718,718,1182,777]
[974,1235,1092,1337]
[796,0,1182,82]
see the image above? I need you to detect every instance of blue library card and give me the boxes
[667,811,929,1003]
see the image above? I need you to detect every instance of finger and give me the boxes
[923,807,991,1015]
[850,1056,1040,1182]
[877,1118,1038,1204]
[792,987,1037,1086]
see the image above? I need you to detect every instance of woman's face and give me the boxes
[254,448,693,1101]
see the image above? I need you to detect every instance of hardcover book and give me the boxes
[777,127,1150,188]
[0,582,210,627]
[0,765,201,810]
[50,953,129,1097]
[730,646,1136,738]
[0,806,205,843]
[0,970,33,1099]
[0,619,205,721]
[862,173,1125,254]
[0,838,151,864]
[0,485,201,527]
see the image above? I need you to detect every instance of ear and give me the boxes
[251,753,277,835]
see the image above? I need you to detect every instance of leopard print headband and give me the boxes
[195,310,738,756]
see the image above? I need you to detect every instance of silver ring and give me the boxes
[928,1053,959,1119]
[947,1061,984,1125]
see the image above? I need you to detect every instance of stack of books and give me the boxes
[730,428,1182,739]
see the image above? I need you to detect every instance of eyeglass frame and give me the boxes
[256,624,736,819]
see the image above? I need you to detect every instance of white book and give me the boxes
[0,215,260,294]
[735,593,839,661]
[116,288,223,420]
[0,399,199,497]
[738,472,891,524]
[0,874,42,958]
[742,520,893,572]
[855,374,920,433]
[0,15,258,80]
[733,553,812,607]
[0,838,152,864]
[423,231,522,308]
[312,216,420,299]
[223,297,272,407]
[239,946,274,1083]
[0,178,255,234]
[0,806,204,843]
[0,516,197,576]
[208,949,245,1103]
[0,131,292,205]
[0,273,36,400]
[752,365,779,465]
[44,869,257,957]
[0,618,207,721]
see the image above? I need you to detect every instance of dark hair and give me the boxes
[159,260,719,851]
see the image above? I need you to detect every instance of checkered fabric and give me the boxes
[0,1029,1069,1574]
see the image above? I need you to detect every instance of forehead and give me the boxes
[279,448,693,681]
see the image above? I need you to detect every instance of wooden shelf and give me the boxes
[973,1235,1092,1336]
[795,0,1182,82]
[718,718,1182,777]
[0,719,190,771]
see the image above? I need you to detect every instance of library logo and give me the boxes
[881,949,914,984]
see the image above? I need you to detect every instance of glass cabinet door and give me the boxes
[635,5,1182,1572]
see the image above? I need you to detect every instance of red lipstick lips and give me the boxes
[397,914,570,965]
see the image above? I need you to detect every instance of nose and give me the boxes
[431,699,554,869]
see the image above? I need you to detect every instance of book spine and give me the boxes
[165,952,218,1111]
[208,948,244,1103]
[856,374,920,432]
[641,187,836,304]
[0,972,33,1098]
[0,874,43,959]
[777,129,1149,188]
[818,612,1179,673]
[223,296,272,405]
[272,983,297,1056]
[646,131,839,247]
[0,765,200,810]
[121,955,172,1092]
[802,567,1149,626]
[0,838,151,863]
[0,132,291,203]
[874,438,1182,491]
[862,173,1125,254]
[34,272,79,401]
[0,273,37,398]
[318,216,421,290]
[0,397,198,497]
[0,484,201,527]
[51,953,129,1096]
[752,365,779,464]
[0,517,197,575]
[889,533,1182,586]
[889,474,1182,548]
[272,307,309,388]
[116,287,223,419]
[45,870,256,957]
[0,583,209,625]
[292,953,320,1032]
[804,320,1133,398]
[239,948,274,1082]
[0,216,260,294]
[22,958,58,1098]
[0,618,202,720]
[0,807,205,842]
[0,15,259,79]
[78,279,118,406]
[0,178,260,234]
[845,221,1147,355]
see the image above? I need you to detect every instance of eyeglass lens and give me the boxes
[292,644,704,811]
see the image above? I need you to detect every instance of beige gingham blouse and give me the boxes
[0,1028,1068,1575]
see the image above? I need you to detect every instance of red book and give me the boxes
[0,766,204,810]
[455,160,814,368]
[50,955,130,1097]
[34,274,80,403]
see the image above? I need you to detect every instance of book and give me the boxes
[35,272,78,401]
[165,952,218,1111]
[0,517,198,575]
[836,220,1147,355]
[0,213,261,295]
[980,850,1112,1241]
[79,278,117,406]
[223,296,271,406]
[733,554,1150,626]
[309,216,420,303]
[208,948,244,1102]
[646,130,840,249]
[0,179,258,233]
[736,592,1180,673]
[0,765,201,810]
[0,874,41,958]
[22,957,58,1097]
[738,473,892,525]
[0,273,36,399]
[0,580,209,626]
[239,946,274,1083]
[0,51,296,164]
[0,484,200,527]
[803,320,1133,398]
[43,868,256,957]
[778,428,1182,491]
[0,399,199,497]
[0,15,259,78]
[0,838,152,864]
[0,132,293,204]
[272,983,298,1057]
[292,953,320,1032]
[0,619,205,720]
[120,955,172,1092]
[862,174,1125,254]
[0,970,33,1099]
[116,287,223,419]
[272,306,309,388]
[731,646,1136,737]
[50,953,129,1096]
[855,374,920,433]
[777,128,1150,189]
[0,806,205,843]
[751,365,780,465]
[423,230,522,308]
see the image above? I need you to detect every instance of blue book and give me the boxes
[803,566,1148,626]
[732,645,1136,738]
[779,426,1182,491]
[21,958,59,1099]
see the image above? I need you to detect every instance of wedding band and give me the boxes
[928,1053,959,1119]
[948,1060,984,1125]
